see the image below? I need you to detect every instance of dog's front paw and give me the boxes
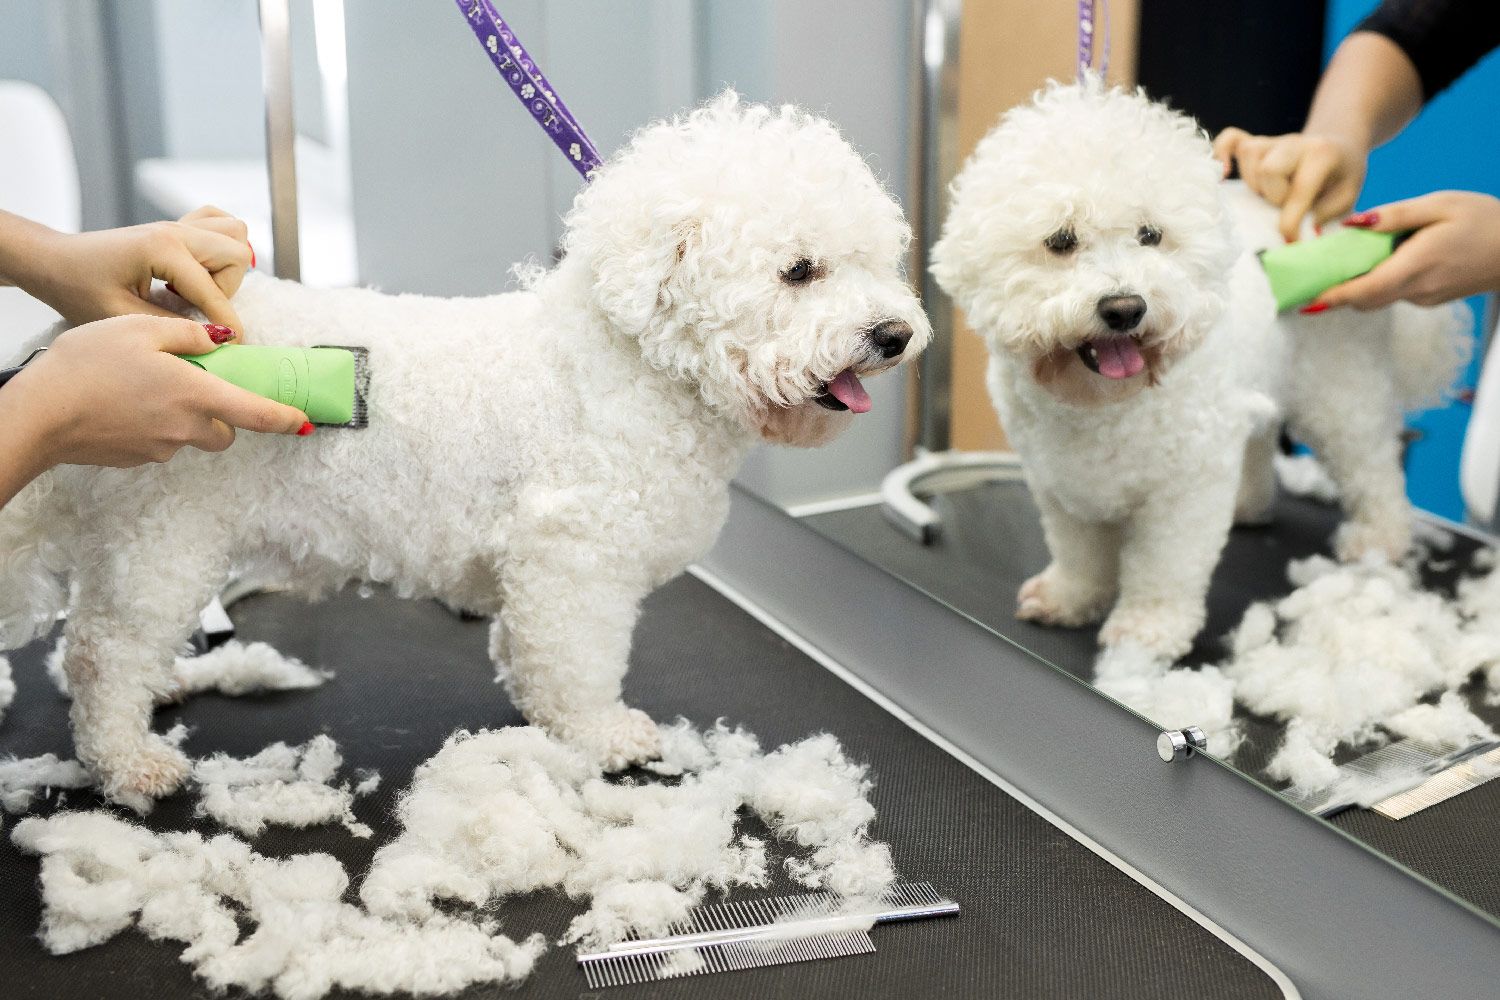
[1016,567,1112,627]
[1099,600,1201,661]
[90,734,191,813]
[1333,518,1410,564]
[562,706,662,772]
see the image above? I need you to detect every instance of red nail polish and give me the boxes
[1298,302,1329,315]
[297,421,315,436]
[1314,223,1323,236]
[1345,211,1378,228]
[165,281,178,295]
[204,324,235,344]
[248,241,256,269]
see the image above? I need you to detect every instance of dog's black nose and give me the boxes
[869,320,913,359]
[1097,294,1147,332]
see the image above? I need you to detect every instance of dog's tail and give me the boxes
[1390,300,1472,411]
[0,471,70,652]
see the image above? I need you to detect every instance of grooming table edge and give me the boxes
[699,485,1500,1000]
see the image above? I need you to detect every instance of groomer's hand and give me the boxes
[1213,129,1368,244]
[1310,192,1500,311]
[3,317,310,472]
[0,206,256,337]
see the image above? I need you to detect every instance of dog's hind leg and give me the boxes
[496,525,660,772]
[1100,476,1238,660]
[1288,326,1411,561]
[62,516,233,810]
[1017,492,1120,626]
[1234,426,1279,527]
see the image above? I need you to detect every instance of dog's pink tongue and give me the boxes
[826,370,872,413]
[1095,337,1145,380]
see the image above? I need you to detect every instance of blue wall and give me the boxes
[1325,1,1500,520]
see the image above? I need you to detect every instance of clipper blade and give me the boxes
[311,344,371,428]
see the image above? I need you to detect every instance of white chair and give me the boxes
[0,79,78,359]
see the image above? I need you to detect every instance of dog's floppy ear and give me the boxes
[587,218,698,335]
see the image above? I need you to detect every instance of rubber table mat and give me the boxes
[0,575,1285,999]
[807,482,1500,922]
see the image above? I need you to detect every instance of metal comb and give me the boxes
[575,881,958,989]
[1371,745,1500,820]
[1281,738,1500,816]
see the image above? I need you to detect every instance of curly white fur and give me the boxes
[13,721,891,997]
[933,79,1468,660]
[193,734,374,839]
[0,92,927,804]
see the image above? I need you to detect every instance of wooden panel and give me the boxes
[948,0,1139,451]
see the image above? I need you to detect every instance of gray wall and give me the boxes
[343,0,916,506]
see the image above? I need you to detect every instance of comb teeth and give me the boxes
[1373,746,1500,820]
[576,881,957,989]
[312,344,371,428]
[1281,738,1500,816]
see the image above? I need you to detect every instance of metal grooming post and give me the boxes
[885,0,1014,545]
[258,0,301,281]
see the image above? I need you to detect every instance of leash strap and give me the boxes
[1077,0,1111,80]
[454,0,604,179]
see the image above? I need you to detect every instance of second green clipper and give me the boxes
[178,344,371,428]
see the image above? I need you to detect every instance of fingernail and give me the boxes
[204,324,235,344]
[297,421,315,437]
[1345,211,1378,228]
[1298,302,1329,315]
[1314,223,1323,236]
[166,281,178,295]
[248,241,256,269]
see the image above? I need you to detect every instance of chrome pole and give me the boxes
[258,0,301,281]
[910,0,962,453]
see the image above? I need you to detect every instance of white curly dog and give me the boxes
[933,80,1466,661]
[0,93,928,807]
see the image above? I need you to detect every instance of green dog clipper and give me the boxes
[1258,228,1406,312]
[178,344,371,428]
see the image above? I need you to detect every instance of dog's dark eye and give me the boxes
[781,258,821,284]
[1043,229,1077,255]
[1138,225,1163,247]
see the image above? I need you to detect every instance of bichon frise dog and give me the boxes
[0,93,929,807]
[932,80,1465,660]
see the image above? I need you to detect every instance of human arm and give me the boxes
[0,206,256,337]
[1311,191,1500,311]
[0,317,309,509]
[1213,31,1422,243]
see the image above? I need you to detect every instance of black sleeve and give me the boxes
[1357,0,1500,101]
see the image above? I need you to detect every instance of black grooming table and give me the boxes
[0,577,1286,999]
[807,481,1500,922]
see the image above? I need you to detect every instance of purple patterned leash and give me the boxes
[1077,0,1111,80]
[455,0,603,179]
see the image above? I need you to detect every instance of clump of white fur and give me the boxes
[361,720,894,949]
[13,722,892,997]
[46,637,329,700]
[193,735,373,838]
[1223,555,1500,790]
[11,812,547,999]
[1,754,91,819]
[1093,644,1242,757]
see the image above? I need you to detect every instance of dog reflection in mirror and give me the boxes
[933,79,1466,660]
